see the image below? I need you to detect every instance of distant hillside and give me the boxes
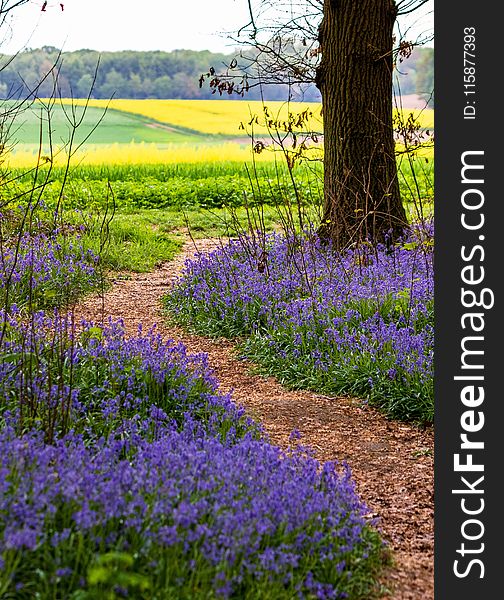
[0,46,432,104]
[0,46,318,102]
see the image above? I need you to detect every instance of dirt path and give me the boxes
[74,237,434,600]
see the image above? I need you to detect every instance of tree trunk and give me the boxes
[316,0,407,249]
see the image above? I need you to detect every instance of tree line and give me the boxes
[0,45,432,103]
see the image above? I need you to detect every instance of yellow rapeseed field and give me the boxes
[7,139,432,168]
[64,99,324,136]
[6,141,286,168]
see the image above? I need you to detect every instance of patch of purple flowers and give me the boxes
[0,420,380,598]
[166,221,434,422]
[0,231,100,310]
[0,310,384,598]
[0,215,386,598]
[0,310,252,443]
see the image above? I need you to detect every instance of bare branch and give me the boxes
[237,0,259,38]
[396,0,431,16]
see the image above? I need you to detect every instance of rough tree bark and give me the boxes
[316,0,407,249]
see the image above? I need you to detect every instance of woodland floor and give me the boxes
[74,236,434,600]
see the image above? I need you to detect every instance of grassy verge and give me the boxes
[74,210,184,272]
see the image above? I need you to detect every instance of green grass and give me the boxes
[69,205,288,270]
[62,209,184,272]
[114,206,289,238]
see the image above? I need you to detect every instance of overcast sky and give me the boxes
[1,0,433,55]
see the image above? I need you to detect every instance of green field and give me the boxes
[8,103,208,146]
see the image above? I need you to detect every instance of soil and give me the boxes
[74,237,434,600]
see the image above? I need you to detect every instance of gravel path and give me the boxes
[74,237,434,600]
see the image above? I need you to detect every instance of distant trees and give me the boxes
[0,47,230,99]
[414,47,434,106]
[393,46,434,102]
[0,45,432,102]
